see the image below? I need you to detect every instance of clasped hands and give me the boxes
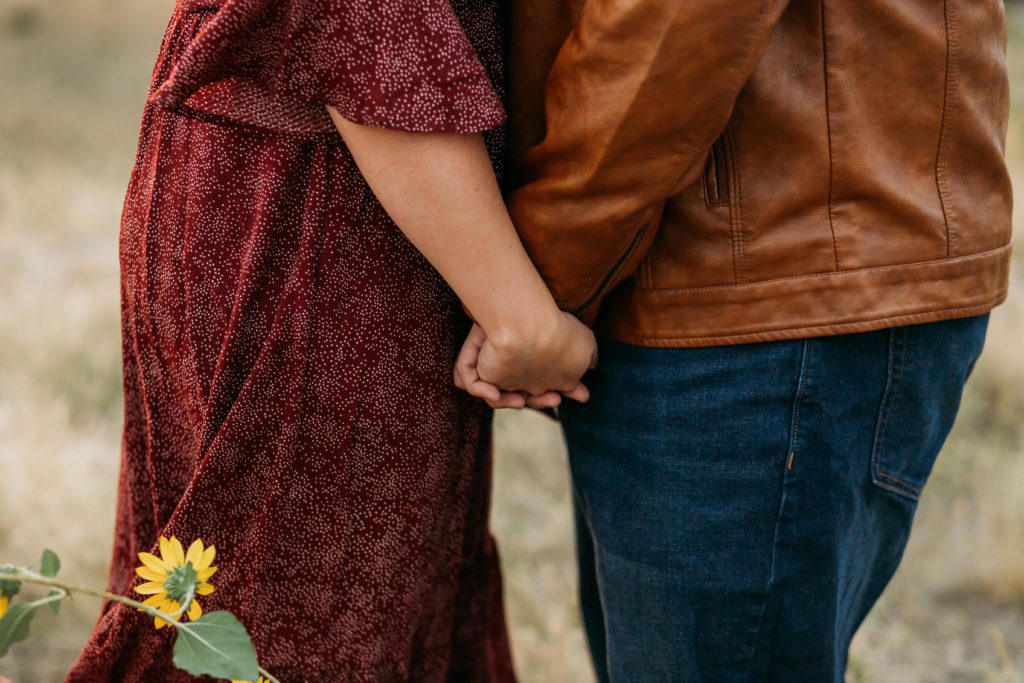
[453,309,598,409]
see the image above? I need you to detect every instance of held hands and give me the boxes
[326,112,596,409]
[454,311,598,409]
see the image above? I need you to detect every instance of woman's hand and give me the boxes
[326,108,596,410]
[454,313,597,409]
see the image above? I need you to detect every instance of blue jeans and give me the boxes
[560,314,989,682]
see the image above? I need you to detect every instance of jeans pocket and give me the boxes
[869,315,988,502]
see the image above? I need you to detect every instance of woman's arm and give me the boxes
[327,106,595,407]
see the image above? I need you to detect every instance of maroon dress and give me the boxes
[65,0,514,680]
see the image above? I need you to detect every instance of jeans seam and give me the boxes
[877,328,909,451]
[871,327,920,500]
[742,339,812,680]
[873,478,921,498]
[786,340,812,470]
[875,471,923,493]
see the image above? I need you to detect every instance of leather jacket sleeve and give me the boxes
[509,0,790,323]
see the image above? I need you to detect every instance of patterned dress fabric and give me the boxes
[65,0,514,680]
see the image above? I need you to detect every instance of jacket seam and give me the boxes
[936,0,960,259]
[610,297,1004,345]
[640,248,653,288]
[619,244,1008,293]
[821,0,840,271]
[726,129,748,283]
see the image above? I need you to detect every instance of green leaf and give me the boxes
[0,578,20,599]
[46,589,62,615]
[40,549,60,578]
[0,603,38,658]
[172,611,259,680]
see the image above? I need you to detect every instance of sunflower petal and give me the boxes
[140,594,167,608]
[195,545,216,571]
[169,537,186,567]
[134,582,167,596]
[158,537,174,565]
[159,599,181,616]
[137,552,170,574]
[185,539,204,568]
[196,582,215,596]
[187,599,202,621]
[196,565,218,582]
[153,611,178,628]
[135,566,165,582]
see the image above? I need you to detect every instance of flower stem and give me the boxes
[1,569,280,683]
[27,588,67,610]
[3,570,141,608]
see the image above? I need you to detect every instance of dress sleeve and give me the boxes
[149,0,506,138]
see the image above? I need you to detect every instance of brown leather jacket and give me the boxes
[507,0,1012,347]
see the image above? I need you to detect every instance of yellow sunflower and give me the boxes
[0,594,8,620]
[230,677,268,683]
[134,536,216,629]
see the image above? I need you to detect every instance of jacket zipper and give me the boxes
[704,137,730,207]
[571,222,650,317]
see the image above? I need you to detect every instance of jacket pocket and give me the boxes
[702,134,731,209]
[870,328,922,500]
[869,316,988,502]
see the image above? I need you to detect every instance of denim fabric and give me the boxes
[560,314,989,682]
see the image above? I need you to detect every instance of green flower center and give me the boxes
[162,562,198,604]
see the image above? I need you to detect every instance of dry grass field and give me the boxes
[0,1,1022,681]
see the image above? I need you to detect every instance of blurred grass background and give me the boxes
[0,0,1022,680]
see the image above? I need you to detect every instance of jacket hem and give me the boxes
[599,244,1011,347]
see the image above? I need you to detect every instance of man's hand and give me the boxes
[454,316,596,409]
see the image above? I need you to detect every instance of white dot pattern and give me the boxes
[64,0,515,681]
[151,0,507,139]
